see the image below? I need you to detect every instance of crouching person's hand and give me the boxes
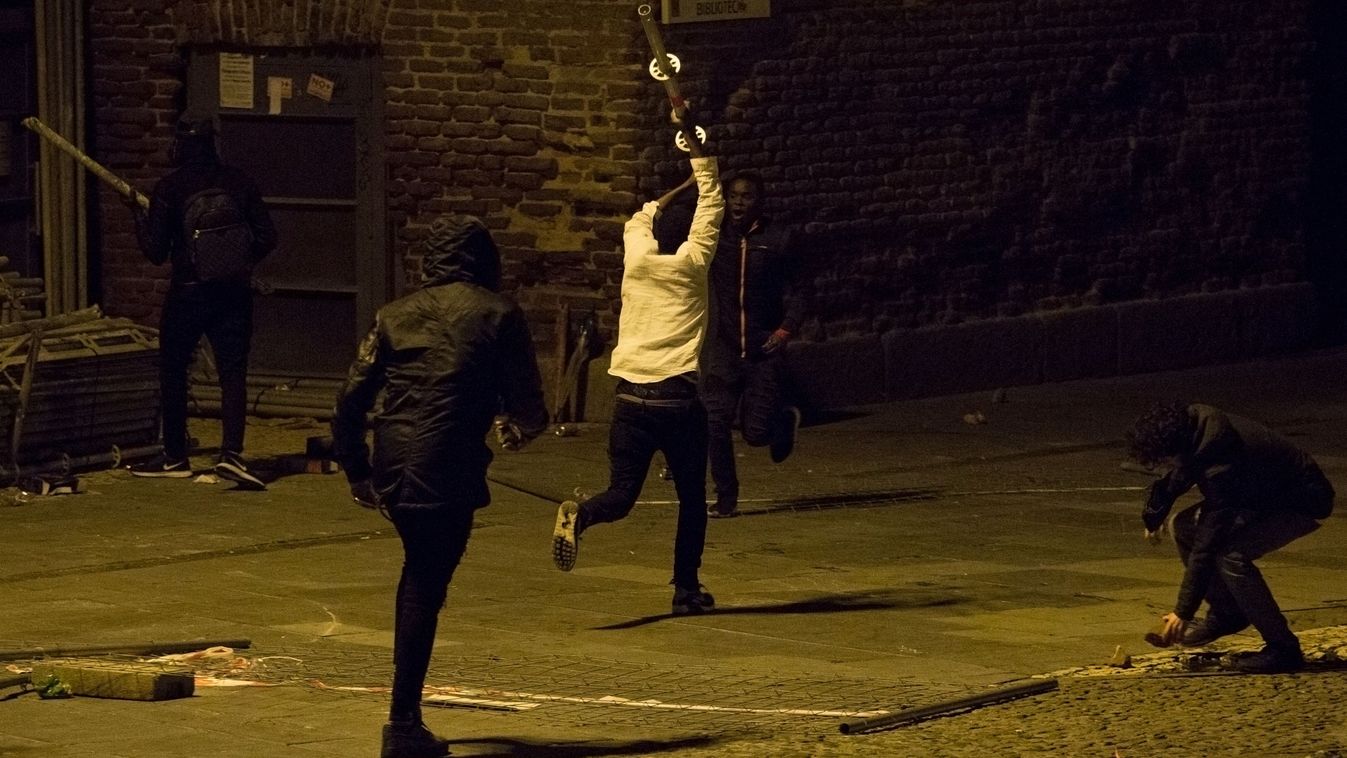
[350,479,381,510]
[494,417,528,452]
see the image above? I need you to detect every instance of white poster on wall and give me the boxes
[218,53,255,110]
[662,0,770,24]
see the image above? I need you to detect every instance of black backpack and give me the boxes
[182,188,255,283]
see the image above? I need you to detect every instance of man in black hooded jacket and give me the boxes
[128,114,277,489]
[331,215,547,758]
[1129,401,1334,674]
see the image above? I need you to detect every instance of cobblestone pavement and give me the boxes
[4,350,1347,756]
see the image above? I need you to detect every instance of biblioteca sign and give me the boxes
[662,0,770,23]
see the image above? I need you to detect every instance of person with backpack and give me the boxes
[128,113,277,489]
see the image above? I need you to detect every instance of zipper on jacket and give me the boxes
[737,219,760,359]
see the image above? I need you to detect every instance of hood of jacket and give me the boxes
[421,215,501,290]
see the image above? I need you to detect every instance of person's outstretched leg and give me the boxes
[553,400,656,571]
[388,508,473,726]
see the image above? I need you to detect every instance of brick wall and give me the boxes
[89,0,1313,357]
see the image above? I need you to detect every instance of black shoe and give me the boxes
[381,720,450,758]
[1230,644,1303,674]
[672,585,715,615]
[552,500,579,572]
[129,453,192,478]
[1180,616,1249,647]
[215,452,266,490]
[769,406,802,463]
[708,497,738,519]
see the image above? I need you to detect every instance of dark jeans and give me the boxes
[388,506,475,722]
[700,352,788,504]
[158,283,253,459]
[1173,500,1323,648]
[579,380,708,589]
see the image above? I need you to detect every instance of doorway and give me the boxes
[186,51,386,379]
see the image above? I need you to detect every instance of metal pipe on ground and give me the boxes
[1,443,162,482]
[190,398,334,420]
[0,638,252,662]
[839,678,1060,734]
[0,673,29,689]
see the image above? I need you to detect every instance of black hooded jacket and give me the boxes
[702,216,803,371]
[331,216,548,511]
[1147,404,1335,620]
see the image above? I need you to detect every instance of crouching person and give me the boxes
[332,216,547,757]
[1128,401,1334,673]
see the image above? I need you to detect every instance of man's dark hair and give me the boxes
[726,171,764,195]
[654,202,693,254]
[1126,401,1191,464]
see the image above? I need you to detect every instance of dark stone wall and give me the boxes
[87,1,1316,388]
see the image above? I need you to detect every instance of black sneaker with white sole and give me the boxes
[672,585,715,615]
[129,453,193,478]
[552,500,579,571]
[215,452,266,490]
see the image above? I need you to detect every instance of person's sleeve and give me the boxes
[1173,501,1238,619]
[623,202,661,260]
[136,187,174,265]
[331,320,387,484]
[1172,409,1247,619]
[495,306,550,444]
[683,157,724,266]
[778,228,807,335]
[1141,467,1192,532]
[243,178,278,261]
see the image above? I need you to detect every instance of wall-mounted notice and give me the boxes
[662,0,770,23]
[307,73,335,103]
[219,53,255,109]
[267,76,293,115]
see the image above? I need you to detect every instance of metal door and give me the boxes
[187,51,386,378]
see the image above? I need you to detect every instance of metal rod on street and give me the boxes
[0,638,253,662]
[0,674,29,689]
[839,678,1059,734]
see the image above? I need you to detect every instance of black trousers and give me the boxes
[388,506,475,722]
[700,352,788,504]
[1173,500,1322,648]
[158,282,253,459]
[578,379,708,590]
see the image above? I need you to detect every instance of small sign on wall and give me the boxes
[662,0,770,23]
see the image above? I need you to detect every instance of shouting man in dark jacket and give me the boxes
[129,114,277,488]
[701,172,806,517]
[1129,401,1335,674]
[332,216,547,758]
